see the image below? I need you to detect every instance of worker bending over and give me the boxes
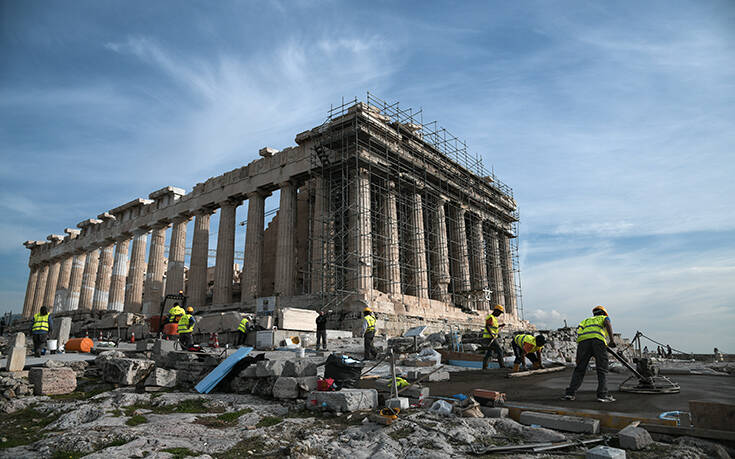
[167,303,185,323]
[178,306,196,349]
[482,305,507,370]
[30,306,53,357]
[563,305,616,403]
[362,307,379,360]
[236,314,253,346]
[512,333,546,372]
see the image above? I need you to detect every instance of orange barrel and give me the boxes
[162,323,179,336]
[65,337,94,353]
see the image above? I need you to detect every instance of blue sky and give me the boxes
[1,1,733,352]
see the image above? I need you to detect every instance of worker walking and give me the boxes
[30,306,53,357]
[512,333,546,372]
[178,306,196,349]
[362,307,378,360]
[482,305,507,370]
[236,314,252,346]
[562,305,616,403]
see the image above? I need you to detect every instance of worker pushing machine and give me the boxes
[482,305,507,370]
[362,307,379,360]
[512,333,546,372]
[562,305,616,403]
[178,306,196,349]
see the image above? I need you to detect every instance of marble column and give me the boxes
[189,211,212,308]
[348,170,372,292]
[275,181,298,297]
[108,237,131,312]
[243,191,266,301]
[143,224,167,314]
[124,230,148,313]
[407,192,428,298]
[78,249,100,310]
[430,197,451,302]
[380,181,401,295]
[165,216,189,295]
[469,217,489,310]
[65,252,86,311]
[92,243,115,310]
[42,259,61,310]
[309,178,325,294]
[487,230,506,308]
[449,205,471,298]
[213,200,239,304]
[499,233,517,316]
[22,266,39,318]
[32,263,49,315]
[55,256,73,299]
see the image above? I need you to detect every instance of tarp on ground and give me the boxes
[195,347,253,394]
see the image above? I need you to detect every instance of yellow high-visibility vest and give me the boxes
[32,313,50,333]
[514,334,541,353]
[482,314,499,339]
[237,318,250,333]
[576,316,609,345]
[178,314,194,334]
[364,315,376,332]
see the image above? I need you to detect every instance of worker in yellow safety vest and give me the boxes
[511,333,546,372]
[178,306,196,349]
[236,315,253,346]
[167,303,185,323]
[30,306,53,357]
[563,305,616,403]
[482,305,507,370]
[362,307,378,360]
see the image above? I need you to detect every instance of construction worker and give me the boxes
[30,306,53,357]
[167,303,185,323]
[315,310,329,351]
[236,314,252,346]
[562,305,616,403]
[362,307,378,360]
[178,306,196,349]
[482,305,506,370]
[512,333,546,372]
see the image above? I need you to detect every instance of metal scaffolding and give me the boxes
[300,93,523,319]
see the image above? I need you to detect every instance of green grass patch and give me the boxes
[50,450,86,459]
[215,435,269,458]
[388,426,413,441]
[194,408,253,429]
[255,416,283,428]
[97,437,130,449]
[285,409,316,419]
[0,406,60,449]
[50,382,115,401]
[124,398,223,417]
[109,408,123,417]
[126,414,148,426]
[161,447,200,459]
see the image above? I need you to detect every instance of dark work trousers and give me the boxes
[236,331,248,346]
[33,333,47,357]
[565,339,609,398]
[364,330,377,360]
[483,338,505,367]
[316,329,327,350]
[512,340,539,369]
[179,333,193,349]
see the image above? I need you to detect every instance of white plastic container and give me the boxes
[47,339,58,351]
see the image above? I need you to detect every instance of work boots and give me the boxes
[482,358,489,371]
[512,363,520,372]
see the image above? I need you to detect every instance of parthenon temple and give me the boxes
[20,95,523,331]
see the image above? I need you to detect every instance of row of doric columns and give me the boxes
[324,169,517,314]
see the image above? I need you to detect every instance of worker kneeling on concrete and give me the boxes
[562,305,616,403]
[482,305,506,370]
[512,333,545,372]
[362,307,379,360]
[178,306,197,349]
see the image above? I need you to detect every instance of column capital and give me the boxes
[150,221,172,230]
[219,197,242,208]
[132,227,150,237]
[193,206,217,217]
[172,214,193,224]
[246,189,271,199]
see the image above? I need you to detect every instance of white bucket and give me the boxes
[47,339,58,351]
[297,347,306,358]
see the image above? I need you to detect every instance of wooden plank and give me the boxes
[507,365,566,378]
[504,402,677,430]
[641,423,735,442]
[689,400,735,432]
[194,347,253,394]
